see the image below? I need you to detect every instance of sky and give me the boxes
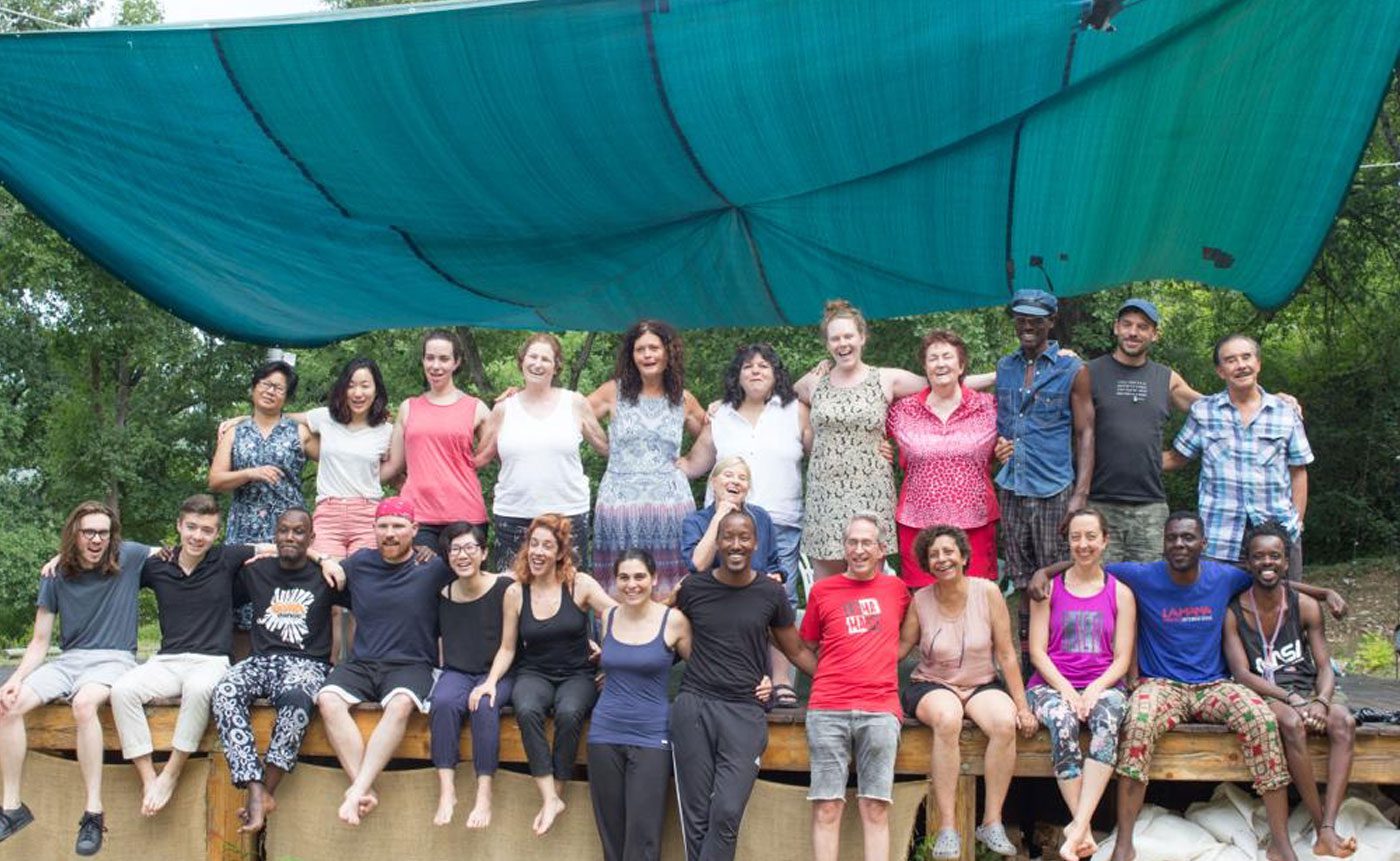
[93,0,328,26]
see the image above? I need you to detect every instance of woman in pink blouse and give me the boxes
[886,330,1000,587]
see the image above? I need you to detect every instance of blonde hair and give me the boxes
[820,299,867,339]
[708,455,752,486]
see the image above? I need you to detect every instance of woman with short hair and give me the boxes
[475,333,608,571]
[900,525,1037,859]
[428,523,515,830]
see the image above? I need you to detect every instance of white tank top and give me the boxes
[493,391,590,517]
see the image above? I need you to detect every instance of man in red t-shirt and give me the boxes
[799,514,916,861]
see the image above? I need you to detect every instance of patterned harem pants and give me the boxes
[212,654,330,787]
[1116,677,1289,793]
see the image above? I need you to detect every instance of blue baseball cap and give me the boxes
[1117,298,1161,325]
[1008,289,1057,317]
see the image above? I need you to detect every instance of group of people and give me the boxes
[0,291,1353,861]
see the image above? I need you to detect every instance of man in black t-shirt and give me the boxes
[671,510,815,861]
[316,498,453,826]
[210,508,346,834]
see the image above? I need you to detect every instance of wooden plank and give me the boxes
[954,774,977,861]
[205,753,252,861]
[22,703,1400,785]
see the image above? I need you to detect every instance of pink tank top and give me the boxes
[401,394,486,525]
[1027,574,1119,691]
[910,579,998,698]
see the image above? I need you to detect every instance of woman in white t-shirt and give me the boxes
[476,334,608,571]
[304,358,395,558]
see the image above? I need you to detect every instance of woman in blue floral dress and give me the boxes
[587,321,706,599]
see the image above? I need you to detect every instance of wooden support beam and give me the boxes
[205,753,252,861]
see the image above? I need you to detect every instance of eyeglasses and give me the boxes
[255,381,287,394]
[448,543,481,556]
[79,529,111,541]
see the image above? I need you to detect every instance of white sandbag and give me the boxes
[1091,804,1224,861]
[1186,783,1262,854]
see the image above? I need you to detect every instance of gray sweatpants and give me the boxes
[668,692,767,861]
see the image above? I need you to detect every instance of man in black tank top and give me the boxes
[1087,300,1203,562]
[1222,522,1356,858]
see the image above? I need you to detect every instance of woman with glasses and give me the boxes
[900,525,1036,859]
[209,360,309,653]
[427,523,515,830]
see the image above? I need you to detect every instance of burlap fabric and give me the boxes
[3,751,208,861]
[267,764,924,860]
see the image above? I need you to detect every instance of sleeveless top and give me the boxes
[1088,355,1172,503]
[401,394,486,524]
[910,579,997,697]
[516,582,593,681]
[801,368,896,559]
[493,392,589,518]
[1027,573,1120,690]
[589,607,673,748]
[439,576,511,675]
[1229,588,1316,695]
[706,398,805,527]
[594,395,692,506]
[227,417,306,544]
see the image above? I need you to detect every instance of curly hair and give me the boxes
[720,343,797,409]
[615,320,684,406]
[58,500,122,577]
[512,513,578,589]
[912,524,971,575]
[328,357,391,426]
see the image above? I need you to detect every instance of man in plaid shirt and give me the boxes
[1164,334,1313,576]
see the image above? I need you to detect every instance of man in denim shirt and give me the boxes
[994,290,1095,654]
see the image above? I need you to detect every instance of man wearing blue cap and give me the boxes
[994,290,1094,651]
[1086,299,1203,561]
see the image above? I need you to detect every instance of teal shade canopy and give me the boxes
[0,0,1396,345]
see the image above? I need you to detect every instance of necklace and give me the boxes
[1242,587,1287,683]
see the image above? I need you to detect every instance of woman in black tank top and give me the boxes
[470,514,616,837]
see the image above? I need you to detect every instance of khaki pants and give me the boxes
[110,653,229,758]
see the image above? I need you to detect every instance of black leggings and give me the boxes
[512,672,597,780]
[587,743,672,861]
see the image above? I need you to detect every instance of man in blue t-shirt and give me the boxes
[1030,511,1343,861]
[315,497,452,827]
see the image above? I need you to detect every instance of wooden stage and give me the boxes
[21,696,1400,861]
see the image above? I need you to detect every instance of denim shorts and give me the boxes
[805,709,901,802]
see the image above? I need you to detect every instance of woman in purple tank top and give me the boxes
[1026,509,1136,861]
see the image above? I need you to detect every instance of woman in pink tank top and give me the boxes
[1026,509,1136,861]
[382,330,488,549]
[899,525,1036,860]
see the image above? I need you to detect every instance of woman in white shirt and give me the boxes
[476,334,609,571]
[304,358,395,559]
[678,343,810,705]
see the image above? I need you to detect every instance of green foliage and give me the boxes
[0,481,58,645]
[1347,630,1398,675]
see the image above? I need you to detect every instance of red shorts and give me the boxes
[897,520,998,588]
[312,497,379,558]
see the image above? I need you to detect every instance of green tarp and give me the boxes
[0,0,1396,345]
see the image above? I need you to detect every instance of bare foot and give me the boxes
[357,790,379,818]
[1076,834,1098,858]
[1312,826,1357,859]
[1264,841,1298,861]
[465,796,492,829]
[339,792,366,826]
[531,796,566,836]
[1109,843,1136,861]
[433,793,455,826]
[239,786,275,834]
[141,772,177,817]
